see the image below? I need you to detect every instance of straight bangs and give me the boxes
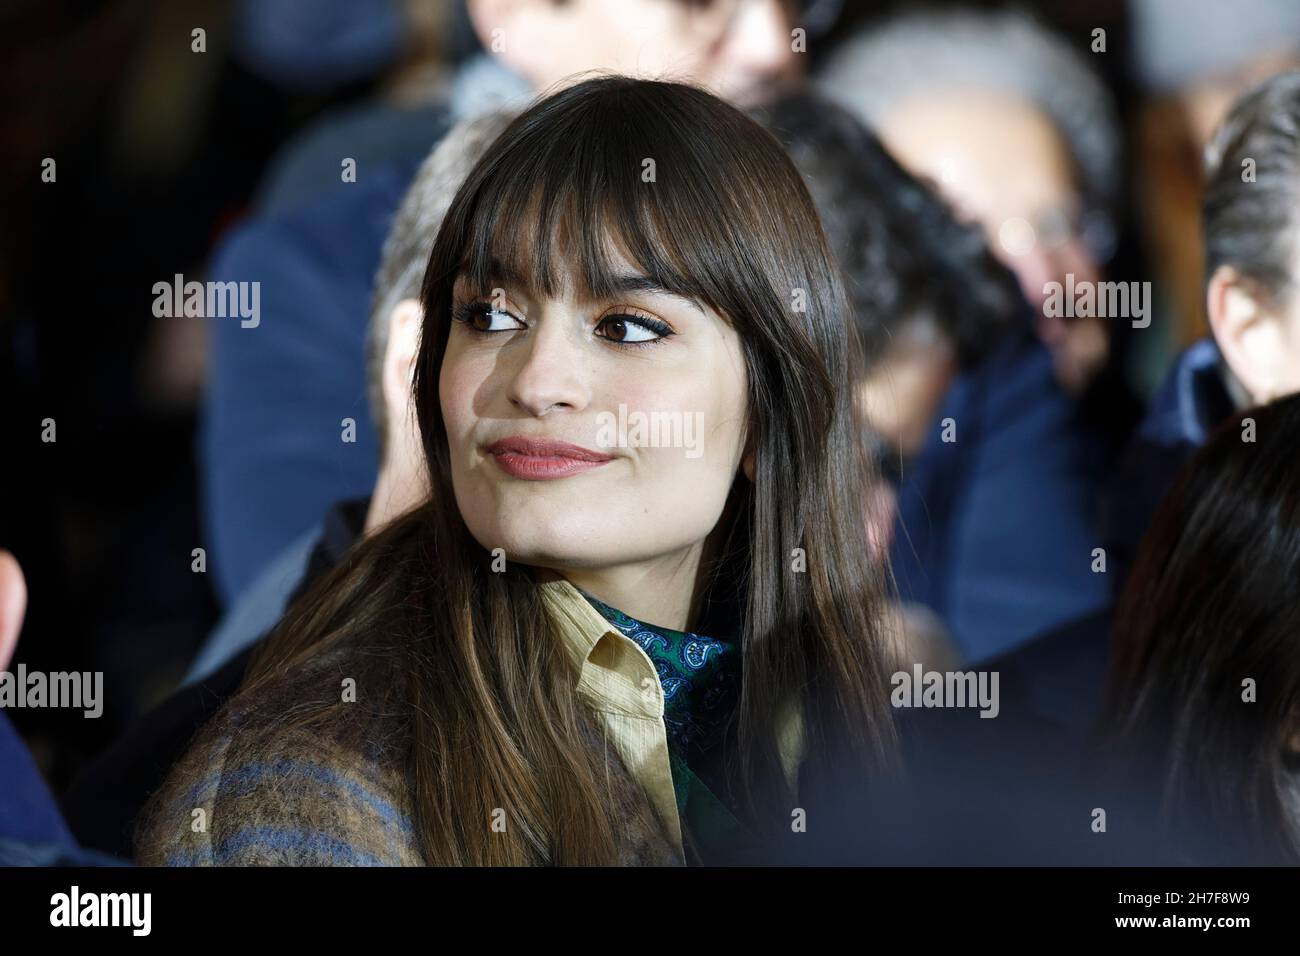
[419,76,823,344]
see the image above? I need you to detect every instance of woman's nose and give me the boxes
[504,320,592,417]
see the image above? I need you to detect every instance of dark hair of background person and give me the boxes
[1202,70,1300,305]
[1100,391,1300,864]
[757,89,1029,369]
[180,75,898,865]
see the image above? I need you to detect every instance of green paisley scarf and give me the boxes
[583,594,761,863]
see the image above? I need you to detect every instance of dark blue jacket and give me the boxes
[202,161,420,604]
[889,329,1111,664]
[1100,336,1235,589]
[0,712,72,850]
[1,712,123,865]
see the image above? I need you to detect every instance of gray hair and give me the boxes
[1203,71,1300,303]
[366,109,516,448]
[816,7,1120,261]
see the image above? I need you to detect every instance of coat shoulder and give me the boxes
[134,642,421,866]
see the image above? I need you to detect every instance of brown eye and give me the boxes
[595,312,674,345]
[455,302,521,334]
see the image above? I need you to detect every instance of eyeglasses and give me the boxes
[1040,206,1119,267]
[1000,202,1118,268]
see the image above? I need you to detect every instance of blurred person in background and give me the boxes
[1104,71,1300,588]
[1100,392,1300,865]
[762,90,1111,664]
[183,113,514,686]
[817,7,1122,401]
[1130,0,1300,358]
[203,0,835,612]
[751,83,1150,855]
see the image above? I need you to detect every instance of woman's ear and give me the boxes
[1207,265,1288,404]
[741,443,755,482]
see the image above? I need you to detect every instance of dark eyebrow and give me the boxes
[606,274,705,315]
[454,260,705,315]
[454,258,533,297]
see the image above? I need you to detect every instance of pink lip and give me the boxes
[485,436,615,481]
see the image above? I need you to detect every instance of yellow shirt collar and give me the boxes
[537,578,805,853]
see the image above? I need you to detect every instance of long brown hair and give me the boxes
[237,76,895,864]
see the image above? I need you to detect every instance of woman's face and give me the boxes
[439,248,749,582]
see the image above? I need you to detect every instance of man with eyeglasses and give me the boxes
[819,8,1123,399]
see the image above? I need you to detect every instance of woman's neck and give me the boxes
[548,543,706,631]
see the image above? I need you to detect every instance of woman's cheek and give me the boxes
[661,388,746,499]
[439,353,484,452]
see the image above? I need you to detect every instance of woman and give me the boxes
[1101,393,1300,864]
[135,76,897,866]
